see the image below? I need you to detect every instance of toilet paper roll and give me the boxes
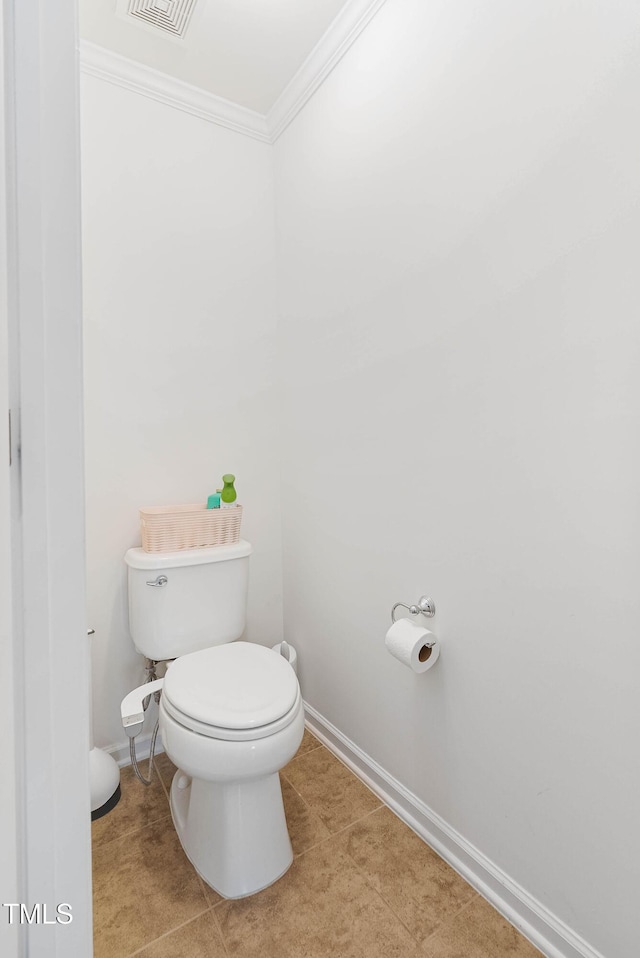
[384,618,440,673]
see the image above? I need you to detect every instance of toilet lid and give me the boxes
[162,642,299,730]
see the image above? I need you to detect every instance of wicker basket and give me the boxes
[139,503,242,553]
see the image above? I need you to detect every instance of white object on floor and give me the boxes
[89,627,120,818]
[89,747,121,815]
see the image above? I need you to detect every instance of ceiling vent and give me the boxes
[118,0,199,40]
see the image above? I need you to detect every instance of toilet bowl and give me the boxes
[122,540,303,899]
[159,642,304,899]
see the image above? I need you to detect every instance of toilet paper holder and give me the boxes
[391,595,436,624]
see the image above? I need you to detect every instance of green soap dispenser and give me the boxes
[220,474,237,508]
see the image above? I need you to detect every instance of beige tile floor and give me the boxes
[93,730,542,958]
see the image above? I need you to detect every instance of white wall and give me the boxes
[81,76,282,748]
[274,1,640,955]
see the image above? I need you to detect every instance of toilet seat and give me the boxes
[162,688,302,742]
[162,641,300,742]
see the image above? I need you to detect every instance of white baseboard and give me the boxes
[106,733,165,769]
[303,701,604,958]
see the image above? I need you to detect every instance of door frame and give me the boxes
[2,0,93,954]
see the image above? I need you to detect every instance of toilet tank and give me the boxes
[124,539,252,661]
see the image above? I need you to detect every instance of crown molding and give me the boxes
[79,0,388,143]
[267,0,388,141]
[79,41,271,143]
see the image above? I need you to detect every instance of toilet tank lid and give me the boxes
[124,539,252,570]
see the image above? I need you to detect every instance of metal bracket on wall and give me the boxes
[390,595,436,624]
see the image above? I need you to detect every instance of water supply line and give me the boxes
[124,662,164,786]
[142,658,162,710]
[130,719,160,787]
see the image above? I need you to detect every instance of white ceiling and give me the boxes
[79,0,351,115]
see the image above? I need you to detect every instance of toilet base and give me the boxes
[170,768,293,899]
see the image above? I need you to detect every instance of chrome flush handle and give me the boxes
[146,575,168,588]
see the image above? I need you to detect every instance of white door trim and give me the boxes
[3,0,93,954]
[0,5,19,955]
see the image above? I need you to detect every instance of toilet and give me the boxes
[122,540,304,900]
